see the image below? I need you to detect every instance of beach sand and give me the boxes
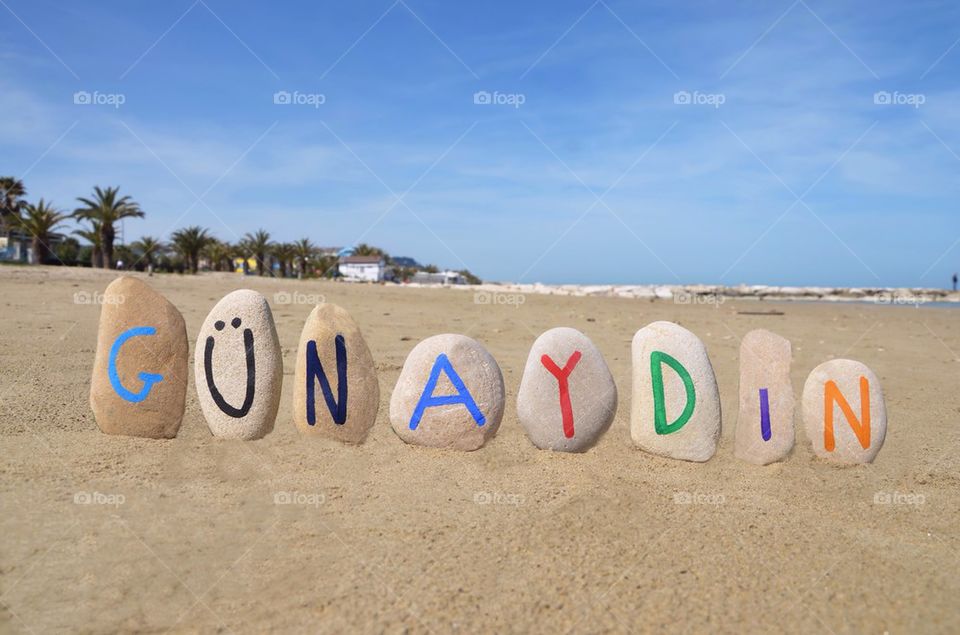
[1,265,958,634]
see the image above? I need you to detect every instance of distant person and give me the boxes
[953,272,958,292]
[116,259,124,270]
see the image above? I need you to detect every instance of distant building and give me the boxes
[338,255,385,282]
[0,230,65,263]
[411,270,465,285]
[317,246,342,258]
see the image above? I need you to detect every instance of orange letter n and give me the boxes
[823,376,871,451]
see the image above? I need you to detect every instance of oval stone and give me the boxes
[516,327,617,452]
[802,359,886,464]
[293,303,380,443]
[195,289,283,440]
[631,321,721,462]
[390,334,504,451]
[90,277,188,438]
[735,329,796,465]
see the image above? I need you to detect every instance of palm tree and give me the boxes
[130,236,165,270]
[203,239,233,272]
[170,226,211,274]
[12,199,69,264]
[0,177,26,233]
[73,186,145,269]
[242,229,272,276]
[316,253,339,279]
[272,242,296,278]
[293,237,316,279]
[74,221,102,268]
[353,243,385,257]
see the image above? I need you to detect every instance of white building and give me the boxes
[338,255,385,282]
[411,270,465,285]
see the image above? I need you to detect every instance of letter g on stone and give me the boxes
[108,326,164,403]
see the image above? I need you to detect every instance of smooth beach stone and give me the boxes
[630,321,721,462]
[516,327,617,452]
[195,289,283,440]
[293,303,380,443]
[390,334,504,451]
[90,277,189,438]
[802,359,886,464]
[734,329,796,465]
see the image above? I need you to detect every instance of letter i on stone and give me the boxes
[734,329,796,465]
[293,303,379,443]
[390,334,505,451]
[195,290,283,440]
[90,277,189,439]
[802,359,886,464]
[630,321,721,462]
[516,327,617,452]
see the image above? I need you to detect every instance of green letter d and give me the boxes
[650,351,696,435]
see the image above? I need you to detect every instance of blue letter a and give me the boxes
[306,335,348,425]
[409,353,485,430]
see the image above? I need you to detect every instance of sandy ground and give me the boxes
[1,265,958,634]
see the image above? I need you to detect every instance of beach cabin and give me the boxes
[339,255,385,282]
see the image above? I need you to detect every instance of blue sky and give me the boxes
[2,0,959,286]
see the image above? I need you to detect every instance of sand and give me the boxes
[1,265,958,634]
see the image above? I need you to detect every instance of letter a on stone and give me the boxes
[409,354,485,429]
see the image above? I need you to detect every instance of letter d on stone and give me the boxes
[108,326,164,403]
[650,350,696,434]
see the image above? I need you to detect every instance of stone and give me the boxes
[195,289,283,440]
[293,303,380,443]
[734,329,796,465]
[90,276,188,438]
[516,327,617,452]
[630,321,721,462]
[802,359,886,464]
[390,334,504,451]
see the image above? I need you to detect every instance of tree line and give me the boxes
[0,176,480,283]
